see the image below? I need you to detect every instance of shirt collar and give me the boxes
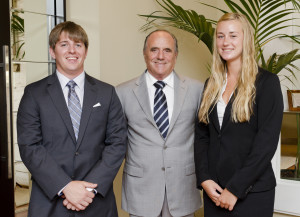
[56,70,85,90]
[146,70,174,89]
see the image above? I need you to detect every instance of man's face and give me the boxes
[143,31,177,80]
[50,31,88,79]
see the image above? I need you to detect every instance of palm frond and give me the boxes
[139,0,215,53]
[224,0,300,50]
[287,0,300,11]
[263,49,300,78]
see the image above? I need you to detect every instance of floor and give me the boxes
[15,185,29,217]
[15,208,28,217]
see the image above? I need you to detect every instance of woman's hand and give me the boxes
[216,188,238,211]
[201,180,224,203]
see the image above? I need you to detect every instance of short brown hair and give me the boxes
[49,21,89,50]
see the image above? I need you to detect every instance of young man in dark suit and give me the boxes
[17,21,127,217]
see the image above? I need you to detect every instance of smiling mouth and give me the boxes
[66,57,78,60]
[154,61,167,65]
[222,48,234,52]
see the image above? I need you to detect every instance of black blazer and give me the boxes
[17,73,127,217]
[194,68,283,199]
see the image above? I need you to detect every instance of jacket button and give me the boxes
[218,134,221,138]
[163,145,167,149]
[162,167,165,171]
[75,152,79,156]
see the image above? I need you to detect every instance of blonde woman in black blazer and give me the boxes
[194,13,283,217]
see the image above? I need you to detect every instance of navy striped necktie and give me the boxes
[67,80,82,140]
[153,81,169,139]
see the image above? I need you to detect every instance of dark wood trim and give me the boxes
[287,90,300,111]
[0,0,15,216]
[63,0,66,21]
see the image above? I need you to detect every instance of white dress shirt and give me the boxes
[145,71,174,122]
[56,70,85,107]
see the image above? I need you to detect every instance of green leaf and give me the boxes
[224,0,255,27]
[198,2,228,14]
[239,0,257,21]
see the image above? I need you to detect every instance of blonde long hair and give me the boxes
[198,13,258,124]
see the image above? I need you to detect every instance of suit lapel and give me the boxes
[210,105,221,133]
[167,73,188,136]
[47,73,77,143]
[133,73,157,128]
[210,93,234,133]
[76,74,97,149]
[220,97,233,131]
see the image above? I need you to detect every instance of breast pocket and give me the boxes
[91,106,102,113]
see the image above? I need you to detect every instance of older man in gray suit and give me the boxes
[116,30,203,217]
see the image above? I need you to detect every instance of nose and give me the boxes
[68,45,75,53]
[157,50,164,60]
[223,36,229,46]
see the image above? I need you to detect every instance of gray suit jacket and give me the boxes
[116,72,203,216]
[17,73,127,217]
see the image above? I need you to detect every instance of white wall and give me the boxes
[66,0,101,79]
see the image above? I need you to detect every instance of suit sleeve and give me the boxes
[17,86,72,200]
[226,73,283,198]
[83,87,127,197]
[194,121,211,189]
[194,79,211,189]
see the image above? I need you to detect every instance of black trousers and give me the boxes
[203,188,275,217]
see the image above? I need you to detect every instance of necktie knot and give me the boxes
[67,80,77,90]
[154,81,166,90]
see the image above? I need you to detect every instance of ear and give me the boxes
[84,48,88,59]
[49,47,56,59]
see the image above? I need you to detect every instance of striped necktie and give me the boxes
[153,81,169,139]
[67,80,82,140]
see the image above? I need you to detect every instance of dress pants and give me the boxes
[130,190,194,217]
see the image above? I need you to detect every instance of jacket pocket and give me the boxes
[185,163,195,176]
[91,106,102,113]
[124,163,143,178]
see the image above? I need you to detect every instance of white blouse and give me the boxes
[217,74,234,128]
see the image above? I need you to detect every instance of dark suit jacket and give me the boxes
[17,73,127,217]
[194,68,283,199]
